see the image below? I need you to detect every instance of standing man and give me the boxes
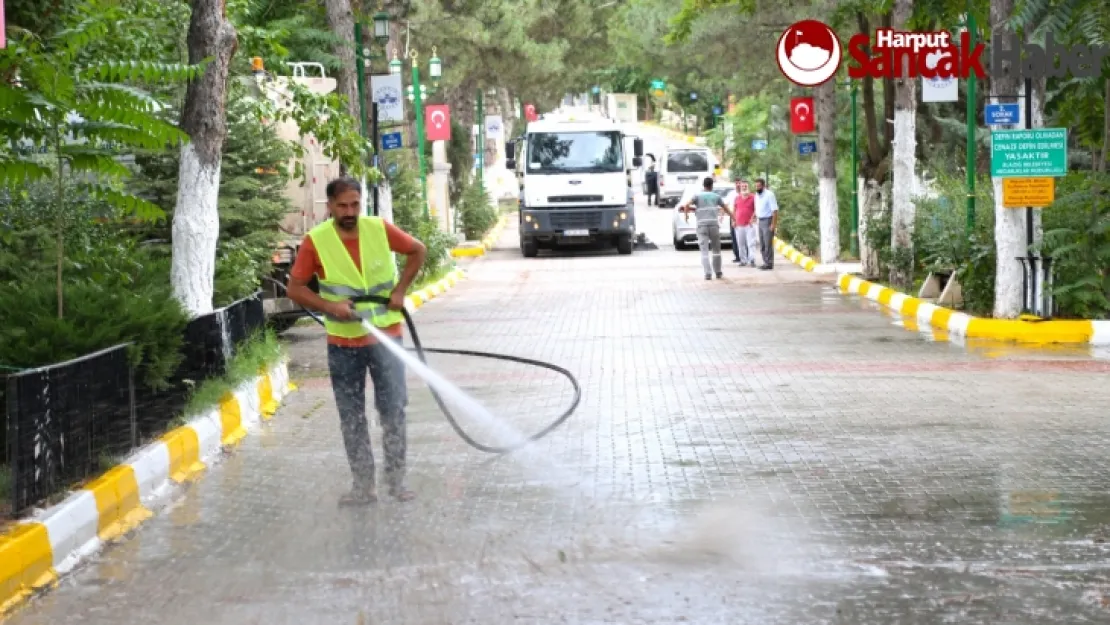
[286,177,427,506]
[753,177,779,270]
[644,161,659,207]
[681,176,734,280]
[730,178,757,266]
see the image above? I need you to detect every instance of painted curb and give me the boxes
[449,214,511,258]
[772,239,1110,346]
[403,267,468,313]
[0,360,296,617]
[641,121,699,144]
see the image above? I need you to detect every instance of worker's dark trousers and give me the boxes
[327,339,408,491]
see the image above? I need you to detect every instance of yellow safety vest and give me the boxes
[307,216,405,338]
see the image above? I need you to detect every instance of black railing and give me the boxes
[3,293,265,515]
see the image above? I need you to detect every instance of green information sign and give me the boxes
[651,79,665,90]
[990,128,1068,178]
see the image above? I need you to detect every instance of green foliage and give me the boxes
[0,0,199,215]
[382,151,457,285]
[184,328,283,417]
[1040,172,1110,319]
[129,81,296,306]
[457,177,499,241]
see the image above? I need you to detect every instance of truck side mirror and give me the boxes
[633,138,644,157]
[506,159,516,170]
[505,142,515,160]
[632,157,642,167]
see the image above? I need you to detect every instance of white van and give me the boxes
[658,146,716,208]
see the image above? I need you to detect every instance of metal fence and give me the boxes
[3,293,265,515]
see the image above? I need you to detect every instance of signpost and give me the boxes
[751,139,767,150]
[984,103,1020,126]
[651,79,665,97]
[381,131,402,150]
[798,140,816,155]
[1002,178,1054,208]
[990,128,1068,178]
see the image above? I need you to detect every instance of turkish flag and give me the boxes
[790,96,815,134]
[425,104,451,141]
[524,103,538,122]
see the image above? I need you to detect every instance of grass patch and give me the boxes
[409,265,457,294]
[183,328,284,418]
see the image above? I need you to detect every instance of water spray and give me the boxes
[265,278,580,453]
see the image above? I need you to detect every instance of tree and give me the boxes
[323,0,359,123]
[816,78,840,264]
[171,0,239,317]
[889,0,917,290]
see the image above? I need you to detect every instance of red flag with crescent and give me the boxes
[790,96,815,134]
[425,104,451,141]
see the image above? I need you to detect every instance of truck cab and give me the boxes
[507,114,643,257]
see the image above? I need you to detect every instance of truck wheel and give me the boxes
[521,236,539,257]
[617,234,633,255]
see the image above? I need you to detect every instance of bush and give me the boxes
[457,177,498,240]
[1040,172,1110,319]
[382,151,457,285]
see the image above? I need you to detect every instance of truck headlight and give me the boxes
[524,213,532,222]
[620,212,627,220]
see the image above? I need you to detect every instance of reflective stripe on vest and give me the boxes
[307,216,405,338]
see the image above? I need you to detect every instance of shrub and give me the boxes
[457,177,498,240]
[1040,172,1110,319]
[382,150,457,285]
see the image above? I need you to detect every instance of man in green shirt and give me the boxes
[681,176,735,280]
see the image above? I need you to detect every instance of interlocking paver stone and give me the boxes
[9,125,1110,624]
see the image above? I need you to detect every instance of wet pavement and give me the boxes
[9,124,1110,624]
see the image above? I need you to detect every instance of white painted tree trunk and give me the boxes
[991,0,1023,319]
[889,108,917,287]
[171,143,221,317]
[888,0,917,290]
[858,177,884,278]
[819,178,838,263]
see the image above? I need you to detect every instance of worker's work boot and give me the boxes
[338,483,378,507]
[385,471,415,502]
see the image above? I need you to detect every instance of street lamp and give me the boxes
[372,11,390,43]
[390,46,444,217]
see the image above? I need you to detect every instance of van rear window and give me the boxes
[666,151,709,173]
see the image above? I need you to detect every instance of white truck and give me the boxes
[506,112,643,257]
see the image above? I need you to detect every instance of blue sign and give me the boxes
[985,103,1021,126]
[381,132,403,150]
[713,106,722,115]
[591,86,600,94]
[690,92,698,100]
[751,139,768,150]
[798,141,817,155]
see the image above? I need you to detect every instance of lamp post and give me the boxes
[391,46,442,218]
[354,11,390,215]
[848,79,859,258]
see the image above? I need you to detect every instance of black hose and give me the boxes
[263,276,580,454]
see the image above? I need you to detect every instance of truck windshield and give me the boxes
[666,151,709,173]
[526,131,623,174]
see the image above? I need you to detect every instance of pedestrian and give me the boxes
[285,176,427,506]
[730,179,757,266]
[753,177,779,270]
[644,161,659,206]
[680,176,734,280]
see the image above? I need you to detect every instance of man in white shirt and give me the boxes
[753,178,779,270]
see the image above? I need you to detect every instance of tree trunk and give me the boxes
[171,0,237,318]
[324,0,359,122]
[991,0,1023,319]
[1100,80,1110,173]
[888,0,917,290]
[855,12,893,278]
[815,78,839,264]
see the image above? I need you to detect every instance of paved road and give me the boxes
[10,124,1110,624]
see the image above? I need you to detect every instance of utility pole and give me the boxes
[850,80,859,257]
[476,89,485,194]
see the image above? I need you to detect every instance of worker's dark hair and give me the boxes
[755,177,766,185]
[326,176,362,199]
[702,176,714,189]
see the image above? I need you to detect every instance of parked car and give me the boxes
[671,182,734,250]
[658,146,716,208]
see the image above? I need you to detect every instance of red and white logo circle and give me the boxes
[776,20,842,87]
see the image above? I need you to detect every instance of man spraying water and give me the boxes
[286,177,427,506]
